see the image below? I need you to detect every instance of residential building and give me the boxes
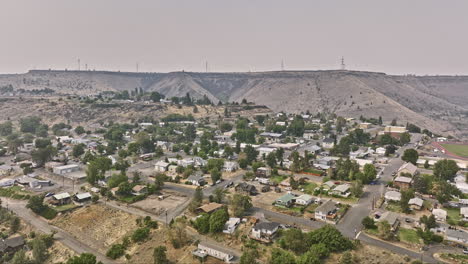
[187,172,206,186]
[223,218,241,234]
[408,197,424,210]
[256,167,271,177]
[51,192,71,205]
[193,242,234,263]
[250,222,281,243]
[53,164,80,175]
[314,200,338,222]
[397,162,419,177]
[461,207,468,221]
[393,176,413,190]
[223,161,239,172]
[275,193,296,207]
[432,209,447,222]
[154,160,169,173]
[295,194,314,206]
[235,182,257,196]
[333,184,351,197]
[378,211,400,231]
[322,138,335,149]
[74,192,92,203]
[259,132,284,143]
[0,236,25,255]
[385,191,402,202]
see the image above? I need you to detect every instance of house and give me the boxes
[256,167,271,177]
[250,222,281,243]
[315,200,338,222]
[235,182,257,196]
[376,147,386,155]
[295,194,314,206]
[168,165,178,174]
[385,191,402,202]
[397,162,419,177]
[359,122,372,129]
[74,192,92,203]
[259,132,284,143]
[156,141,172,151]
[432,209,447,222]
[52,192,71,205]
[333,184,351,197]
[193,242,234,263]
[446,229,468,246]
[154,160,170,173]
[223,218,241,234]
[257,177,270,185]
[257,147,276,157]
[53,164,80,175]
[323,181,336,189]
[197,203,225,214]
[378,211,400,231]
[384,126,407,134]
[408,197,424,210]
[275,193,296,207]
[0,236,25,255]
[132,185,148,196]
[322,138,335,149]
[223,161,238,172]
[393,176,413,190]
[187,172,206,186]
[0,165,13,176]
[461,207,468,221]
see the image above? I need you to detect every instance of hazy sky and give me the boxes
[1,0,468,75]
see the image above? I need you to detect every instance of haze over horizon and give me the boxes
[1,0,468,75]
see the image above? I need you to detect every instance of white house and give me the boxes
[461,207,468,221]
[385,191,402,202]
[432,209,447,222]
[154,160,170,173]
[223,218,241,234]
[332,184,351,197]
[223,161,238,172]
[322,138,335,149]
[314,199,337,222]
[376,147,386,155]
[53,164,80,175]
[250,222,281,242]
[193,242,234,263]
[295,194,314,206]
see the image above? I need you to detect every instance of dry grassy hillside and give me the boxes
[0,70,467,137]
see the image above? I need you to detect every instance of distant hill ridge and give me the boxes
[0,69,467,138]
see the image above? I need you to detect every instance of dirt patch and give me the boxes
[132,191,189,216]
[46,241,76,264]
[51,204,138,254]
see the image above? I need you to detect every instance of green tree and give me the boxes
[424,160,430,169]
[67,253,102,264]
[229,194,252,217]
[350,181,363,198]
[243,145,258,164]
[210,168,222,184]
[153,246,169,264]
[362,164,377,183]
[0,121,13,136]
[212,188,226,203]
[32,237,48,264]
[11,250,30,264]
[269,248,296,264]
[402,148,418,165]
[132,227,150,242]
[307,225,354,252]
[420,215,437,231]
[72,144,85,158]
[377,220,392,240]
[400,132,411,145]
[106,244,125,259]
[209,208,229,233]
[20,116,42,133]
[74,126,86,135]
[297,251,320,264]
[10,216,20,233]
[400,189,415,213]
[189,187,204,212]
[32,145,57,167]
[361,216,376,229]
[433,159,459,181]
[194,214,211,234]
[279,228,308,254]
[150,92,163,103]
[339,251,355,264]
[240,248,259,264]
[86,162,101,185]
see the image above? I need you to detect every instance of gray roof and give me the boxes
[315,199,336,213]
[253,221,280,231]
[394,176,413,184]
[379,211,399,226]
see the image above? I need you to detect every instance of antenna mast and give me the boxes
[341,56,346,70]
[78,59,81,71]
[136,63,139,73]
[281,59,285,71]
[205,61,208,73]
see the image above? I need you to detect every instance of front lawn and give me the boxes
[301,182,318,194]
[398,228,421,244]
[270,175,288,184]
[446,207,463,226]
[386,202,402,213]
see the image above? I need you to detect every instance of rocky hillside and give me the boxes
[0,70,467,137]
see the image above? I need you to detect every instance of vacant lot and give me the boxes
[326,244,417,264]
[441,143,468,158]
[132,190,189,216]
[51,204,138,254]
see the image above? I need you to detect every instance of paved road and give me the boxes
[0,198,118,264]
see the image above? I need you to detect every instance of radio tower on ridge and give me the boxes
[341,56,346,70]
[281,59,285,71]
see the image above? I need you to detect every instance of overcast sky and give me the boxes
[1,0,467,75]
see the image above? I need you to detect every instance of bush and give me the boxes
[132,227,150,242]
[106,244,125,259]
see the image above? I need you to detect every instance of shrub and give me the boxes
[132,227,150,242]
[106,244,125,259]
